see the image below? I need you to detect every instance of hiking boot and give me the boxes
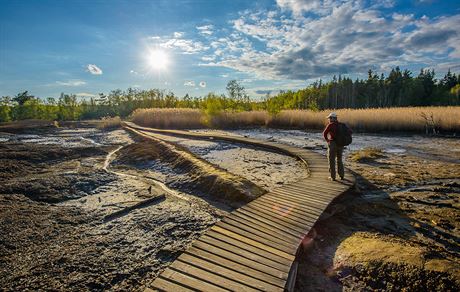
[340,176,344,180]
[328,176,336,181]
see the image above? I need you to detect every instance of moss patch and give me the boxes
[335,232,425,268]
[350,147,385,163]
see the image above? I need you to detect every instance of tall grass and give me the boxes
[131,108,203,129]
[97,116,122,130]
[131,107,460,133]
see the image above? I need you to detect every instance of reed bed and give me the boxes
[131,108,203,129]
[97,116,122,130]
[131,107,460,133]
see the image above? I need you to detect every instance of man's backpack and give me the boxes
[335,122,352,147]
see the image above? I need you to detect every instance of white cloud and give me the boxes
[276,0,343,16]
[201,55,216,61]
[184,81,195,87]
[174,31,184,38]
[196,2,460,80]
[86,64,103,75]
[75,92,97,98]
[196,24,214,35]
[55,80,86,86]
[159,38,209,54]
[199,81,206,88]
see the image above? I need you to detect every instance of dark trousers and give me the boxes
[327,141,344,179]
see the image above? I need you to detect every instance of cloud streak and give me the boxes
[86,64,103,75]
[55,80,86,86]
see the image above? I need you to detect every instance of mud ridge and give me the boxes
[120,127,266,206]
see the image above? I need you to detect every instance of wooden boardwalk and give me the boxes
[123,123,355,292]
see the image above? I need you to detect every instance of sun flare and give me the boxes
[147,49,169,70]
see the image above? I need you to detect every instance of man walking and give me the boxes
[323,112,351,181]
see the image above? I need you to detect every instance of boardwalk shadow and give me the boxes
[295,172,421,291]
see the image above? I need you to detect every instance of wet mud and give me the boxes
[0,125,307,291]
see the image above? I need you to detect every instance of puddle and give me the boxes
[383,148,406,154]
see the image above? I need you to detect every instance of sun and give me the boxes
[147,49,169,70]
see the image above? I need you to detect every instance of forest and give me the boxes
[1,67,459,122]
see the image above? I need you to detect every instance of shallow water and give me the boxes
[202,128,460,163]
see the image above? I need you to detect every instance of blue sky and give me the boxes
[1,0,459,100]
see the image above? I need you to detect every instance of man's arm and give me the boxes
[323,124,332,142]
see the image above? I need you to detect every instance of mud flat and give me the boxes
[0,124,308,291]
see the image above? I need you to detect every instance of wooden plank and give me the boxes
[159,269,229,292]
[150,277,195,292]
[242,204,313,231]
[270,189,330,207]
[229,211,303,241]
[200,234,291,271]
[235,208,305,237]
[254,197,320,221]
[271,188,332,204]
[220,217,298,249]
[211,225,295,261]
[252,199,320,225]
[226,213,301,243]
[281,182,343,196]
[276,186,335,202]
[250,194,322,224]
[294,180,349,192]
[263,194,329,215]
[285,261,298,292]
[186,247,286,287]
[246,201,316,227]
[237,205,307,234]
[191,241,288,280]
[216,221,298,255]
[169,261,259,292]
[178,253,284,291]
[305,178,355,188]
[260,194,323,215]
[259,195,323,219]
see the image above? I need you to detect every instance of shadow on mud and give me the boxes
[296,172,459,291]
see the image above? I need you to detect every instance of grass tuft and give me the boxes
[97,116,122,130]
[349,148,385,162]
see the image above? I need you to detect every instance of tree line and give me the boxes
[265,68,460,114]
[1,67,459,122]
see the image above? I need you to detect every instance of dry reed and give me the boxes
[131,108,203,129]
[131,107,460,133]
[97,116,122,130]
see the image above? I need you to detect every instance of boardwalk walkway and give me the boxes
[123,123,355,292]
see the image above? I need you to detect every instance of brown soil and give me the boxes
[0,127,231,291]
[295,149,460,291]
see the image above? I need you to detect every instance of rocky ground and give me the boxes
[0,124,307,291]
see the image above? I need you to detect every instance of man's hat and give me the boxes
[326,112,337,119]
